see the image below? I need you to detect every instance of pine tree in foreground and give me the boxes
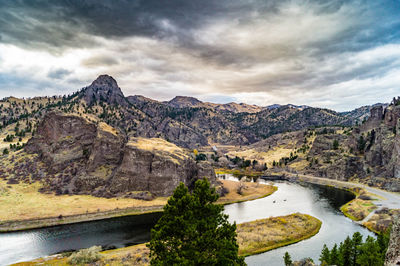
[148,178,246,266]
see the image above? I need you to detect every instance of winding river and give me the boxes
[0,180,374,266]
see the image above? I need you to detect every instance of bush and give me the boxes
[68,246,103,265]
[195,153,207,161]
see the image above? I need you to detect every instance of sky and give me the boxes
[1,0,400,111]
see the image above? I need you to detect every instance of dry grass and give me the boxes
[14,214,321,265]
[340,187,378,221]
[98,122,118,136]
[0,180,168,222]
[128,137,189,164]
[0,178,275,223]
[363,209,400,233]
[227,147,294,167]
[12,244,150,266]
[237,213,321,256]
[217,180,277,204]
[215,168,263,177]
[340,198,377,221]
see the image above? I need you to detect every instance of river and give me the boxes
[0,180,374,265]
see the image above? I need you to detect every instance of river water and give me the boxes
[0,180,373,265]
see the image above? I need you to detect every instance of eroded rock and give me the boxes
[25,112,216,197]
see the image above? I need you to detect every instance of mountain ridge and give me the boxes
[0,75,383,149]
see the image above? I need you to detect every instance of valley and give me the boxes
[0,75,399,265]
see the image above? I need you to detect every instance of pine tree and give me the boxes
[330,244,340,265]
[356,236,383,266]
[319,244,330,265]
[351,232,363,266]
[148,179,245,265]
[341,236,353,266]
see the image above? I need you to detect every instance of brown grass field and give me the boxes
[0,178,276,231]
[217,179,277,204]
[236,213,322,256]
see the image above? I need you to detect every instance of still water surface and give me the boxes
[0,181,373,265]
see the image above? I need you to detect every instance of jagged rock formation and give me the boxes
[25,112,215,197]
[81,74,129,107]
[385,215,400,266]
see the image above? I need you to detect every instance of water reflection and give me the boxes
[0,181,374,266]
[0,212,162,265]
[228,181,374,266]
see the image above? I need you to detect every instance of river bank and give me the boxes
[0,180,276,232]
[283,172,400,233]
[13,213,321,266]
[2,181,371,265]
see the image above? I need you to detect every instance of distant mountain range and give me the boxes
[0,75,387,148]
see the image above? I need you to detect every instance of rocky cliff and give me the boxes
[385,215,400,266]
[287,101,400,191]
[25,112,215,198]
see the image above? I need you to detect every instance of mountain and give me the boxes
[0,75,377,149]
[80,74,128,107]
[1,74,399,196]
[164,96,263,113]
[166,96,204,108]
[340,103,388,124]
[265,104,309,110]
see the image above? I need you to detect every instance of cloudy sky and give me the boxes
[0,0,400,111]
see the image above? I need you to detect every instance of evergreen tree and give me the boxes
[333,139,339,150]
[148,179,245,266]
[351,232,363,266]
[283,252,292,266]
[340,236,353,266]
[376,229,390,255]
[357,236,383,266]
[319,244,330,265]
[330,244,340,265]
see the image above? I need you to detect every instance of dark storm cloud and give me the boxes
[1,0,400,110]
[0,0,235,50]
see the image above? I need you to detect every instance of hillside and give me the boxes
[0,75,378,152]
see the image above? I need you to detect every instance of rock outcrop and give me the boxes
[81,74,129,107]
[299,101,400,192]
[25,112,216,198]
[385,215,400,266]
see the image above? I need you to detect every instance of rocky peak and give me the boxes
[167,96,203,108]
[91,74,119,89]
[82,74,128,106]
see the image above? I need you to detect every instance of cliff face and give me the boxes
[25,112,215,198]
[385,215,400,266]
[301,102,400,191]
